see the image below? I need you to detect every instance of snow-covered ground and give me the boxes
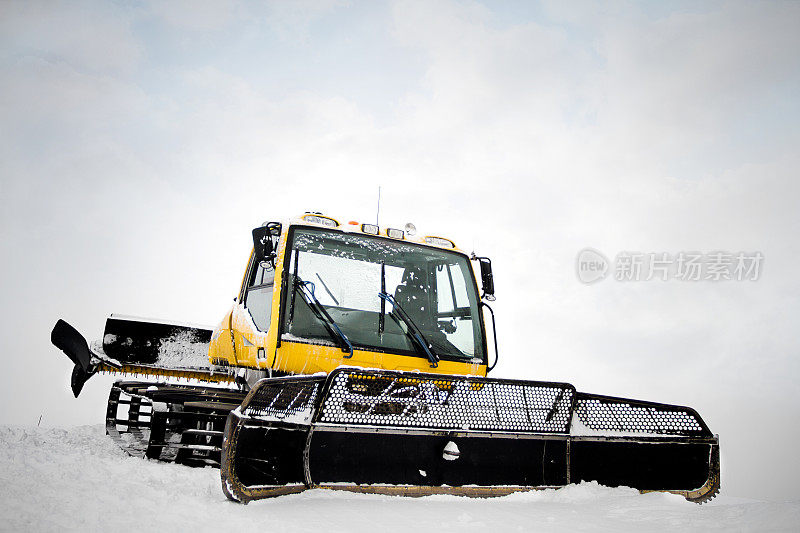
[1,425,797,532]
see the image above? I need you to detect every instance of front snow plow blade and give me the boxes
[221,368,720,504]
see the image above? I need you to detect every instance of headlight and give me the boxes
[424,236,455,248]
[361,223,379,235]
[302,214,339,227]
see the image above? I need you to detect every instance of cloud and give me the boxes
[593,2,800,170]
[146,0,240,32]
[0,1,142,74]
[262,0,351,44]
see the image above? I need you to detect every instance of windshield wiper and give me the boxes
[294,275,353,358]
[316,273,339,305]
[378,291,439,368]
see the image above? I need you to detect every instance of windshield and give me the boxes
[282,227,485,362]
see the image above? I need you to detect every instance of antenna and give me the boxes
[376,186,381,225]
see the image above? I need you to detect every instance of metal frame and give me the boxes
[220,369,721,504]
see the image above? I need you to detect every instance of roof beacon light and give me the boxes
[404,222,417,236]
[424,236,455,248]
[387,228,404,239]
[303,214,339,228]
[361,224,379,235]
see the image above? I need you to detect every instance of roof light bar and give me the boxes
[303,214,339,227]
[424,236,455,248]
[361,224,379,235]
[387,228,404,239]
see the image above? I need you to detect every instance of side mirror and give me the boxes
[473,256,495,301]
[252,222,281,265]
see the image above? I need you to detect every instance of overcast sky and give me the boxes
[1,0,799,501]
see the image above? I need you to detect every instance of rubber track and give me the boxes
[106,381,247,467]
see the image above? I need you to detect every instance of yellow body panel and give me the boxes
[208,214,488,380]
[272,340,484,377]
[208,310,236,366]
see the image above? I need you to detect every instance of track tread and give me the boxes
[105,380,245,467]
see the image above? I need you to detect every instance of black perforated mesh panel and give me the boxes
[574,393,711,437]
[241,377,324,424]
[317,369,575,433]
[238,371,713,438]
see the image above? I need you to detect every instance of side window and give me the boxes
[436,265,454,313]
[436,263,468,311]
[434,263,478,357]
[244,257,275,331]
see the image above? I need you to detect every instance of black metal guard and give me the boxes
[574,392,713,437]
[315,368,576,433]
[224,370,720,504]
[240,375,326,424]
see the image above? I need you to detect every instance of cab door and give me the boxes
[231,251,276,367]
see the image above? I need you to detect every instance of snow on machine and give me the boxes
[52,213,720,502]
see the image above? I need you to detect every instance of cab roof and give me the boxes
[283,212,464,253]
